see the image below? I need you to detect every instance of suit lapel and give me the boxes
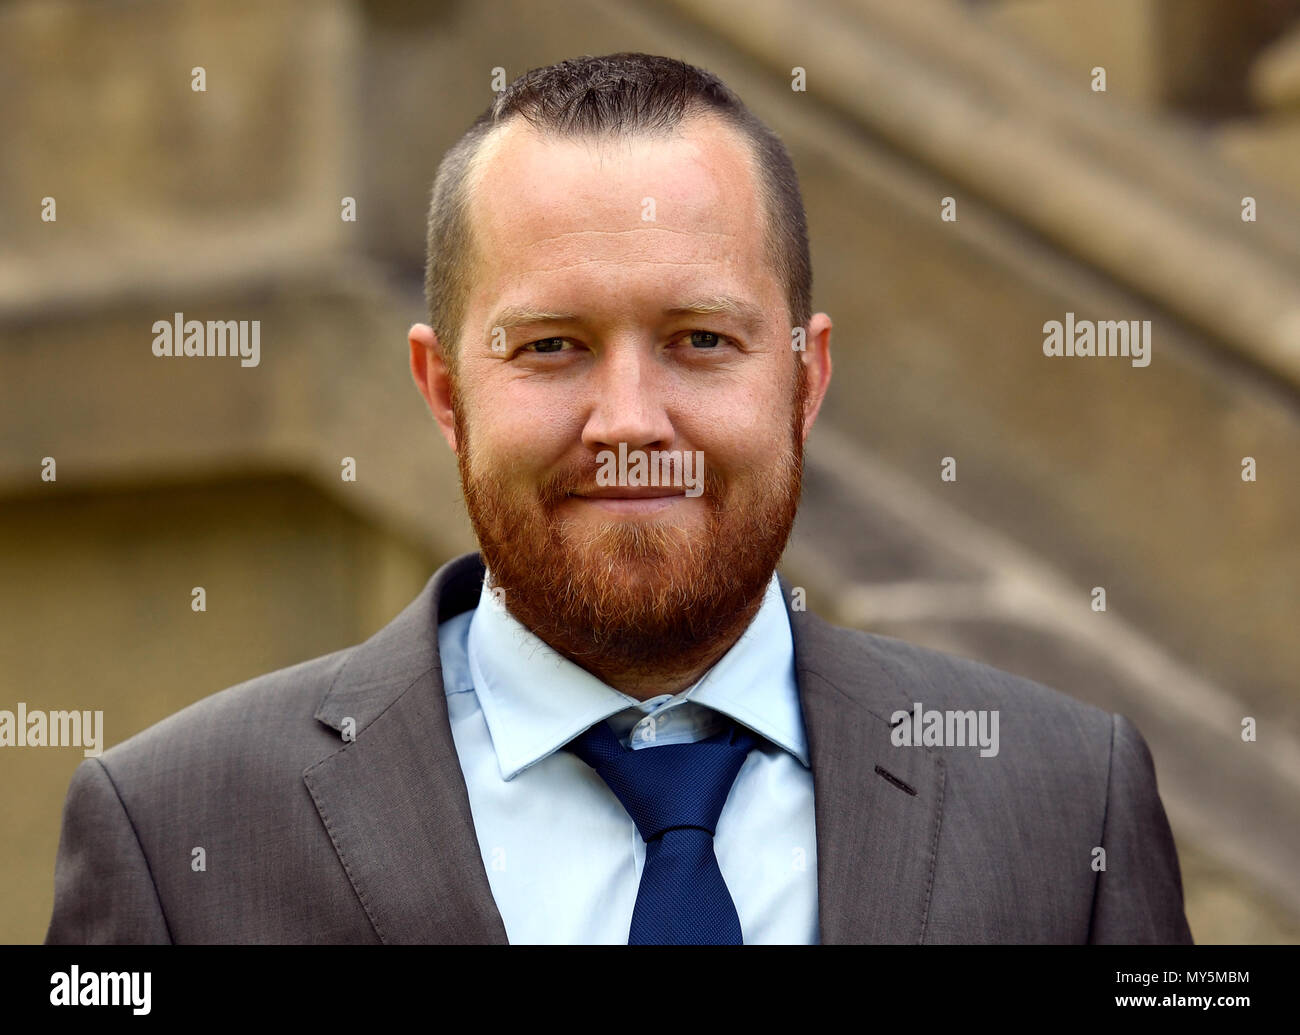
[304,553,508,944]
[785,587,946,944]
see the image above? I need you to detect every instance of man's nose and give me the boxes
[580,346,675,452]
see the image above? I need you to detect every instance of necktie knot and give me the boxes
[567,718,756,842]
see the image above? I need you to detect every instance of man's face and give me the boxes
[413,114,831,687]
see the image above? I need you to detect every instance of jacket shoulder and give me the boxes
[792,608,1117,774]
[801,611,1107,723]
[96,646,355,781]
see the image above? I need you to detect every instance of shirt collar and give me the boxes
[465,572,808,780]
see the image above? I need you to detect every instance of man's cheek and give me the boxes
[694,430,764,469]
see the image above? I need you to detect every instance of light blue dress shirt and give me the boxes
[437,572,820,944]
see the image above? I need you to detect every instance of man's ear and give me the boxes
[798,312,833,441]
[409,323,459,453]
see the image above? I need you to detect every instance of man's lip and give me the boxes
[570,489,686,499]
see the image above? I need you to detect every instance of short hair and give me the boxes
[423,52,811,370]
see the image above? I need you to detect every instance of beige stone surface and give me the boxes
[1250,21,1300,110]
[1217,114,1300,203]
[0,0,357,313]
[987,0,1162,105]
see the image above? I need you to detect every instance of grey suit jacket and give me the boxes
[46,551,1193,944]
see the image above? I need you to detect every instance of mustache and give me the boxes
[533,450,726,508]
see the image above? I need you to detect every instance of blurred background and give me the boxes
[2,0,1299,944]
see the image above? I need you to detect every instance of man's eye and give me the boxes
[687,330,721,348]
[524,337,570,354]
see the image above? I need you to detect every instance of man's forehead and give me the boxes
[467,115,765,248]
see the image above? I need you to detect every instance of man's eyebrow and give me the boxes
[488,305,579,331]
[485,296,768,334]
[664,296,766,326]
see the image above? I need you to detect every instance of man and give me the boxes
[46,53,1192,945]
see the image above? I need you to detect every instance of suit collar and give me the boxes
[306,552,943,944]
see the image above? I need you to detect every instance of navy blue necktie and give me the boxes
[566,718,757,945]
